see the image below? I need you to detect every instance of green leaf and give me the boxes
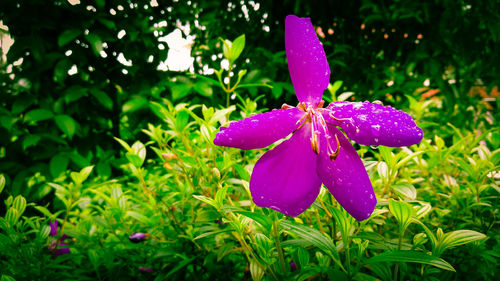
[58,29,81,47]
[249,259,265,281]
[236,211,272,231]
[131,141,146,163]
[78,166,94,183]
[122,96,148,113]
[90,89,113,110]
[297,247,310,268]
[233,164,249,181]
[126,153,144,168]
[193,195,217,209]
[164,257,196,279]
[378,146,394,167]
[388,199,415,233]
[0,174,5,195]
[193,81,213,97]
[50,153,69,178]
[229,34,245,63]
[441,230,486,251]
[1,275,17,281]
[114,137,131,152]
[22,134,41,150]
[328,80,343,99]
[280,220,343,269]
[12,195,26,218]
[64,86,88,104]
[175,110,190,132]
[392,183,417,200]
[85,33,103,56]
[171,84,192,100]
[53,59,72,83]
[126,211,149,224]
[220,38,231,61]
[24,109,54,122]
[54,115,78,139]
[366,250,455,272]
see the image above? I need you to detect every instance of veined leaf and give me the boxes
[388,199,415,234]
[236,211,272,231]
[281,220,343,269]
[366,250,455,272]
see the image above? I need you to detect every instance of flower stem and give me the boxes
[272,214,286,274]
[394,230,403,281]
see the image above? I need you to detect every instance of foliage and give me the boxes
[0,0,499,280]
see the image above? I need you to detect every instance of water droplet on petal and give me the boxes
[371,124,381,137]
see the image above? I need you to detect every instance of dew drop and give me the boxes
[370,145,379,150]
[371,124,381,137]
[357,114,367,121]
[352,102,363,109]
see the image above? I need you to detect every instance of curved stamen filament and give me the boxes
[326,109,348,122]
[329,134,340,161]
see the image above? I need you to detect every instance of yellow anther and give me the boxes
[311,133,320,154]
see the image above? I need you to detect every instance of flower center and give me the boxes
[282,100,343,160]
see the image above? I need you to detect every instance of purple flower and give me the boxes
[49,220,58,236]
[139,266,154,273]
[48,220,70,256]
[129,232,148,243]
[290,261,297,272]
[213,15,423,221]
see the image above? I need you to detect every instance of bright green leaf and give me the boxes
[388,199,415,234]
[0,175,5,195]
[55,115,78,139]
[392,183,417,200]
[229,34,245,63]
[24,109,54,123]
[236,211,272,230]
[366,250,455,272]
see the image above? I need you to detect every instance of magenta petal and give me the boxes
[214,108,303,150]
[317,126,376,220]
[285,15,330,105]
[250,124,322,216]
[324,101,423,147]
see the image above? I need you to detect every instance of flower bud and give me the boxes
[139,266,154,273]
[212,167,221,180]
[129,232,147,243]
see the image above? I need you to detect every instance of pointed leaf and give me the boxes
[366,250,455,272]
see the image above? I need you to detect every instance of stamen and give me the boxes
[317,100,325,108]
[329,134,340,161]
[328,111,348,122]
[311,133,320,154]
[297,102,307,111]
